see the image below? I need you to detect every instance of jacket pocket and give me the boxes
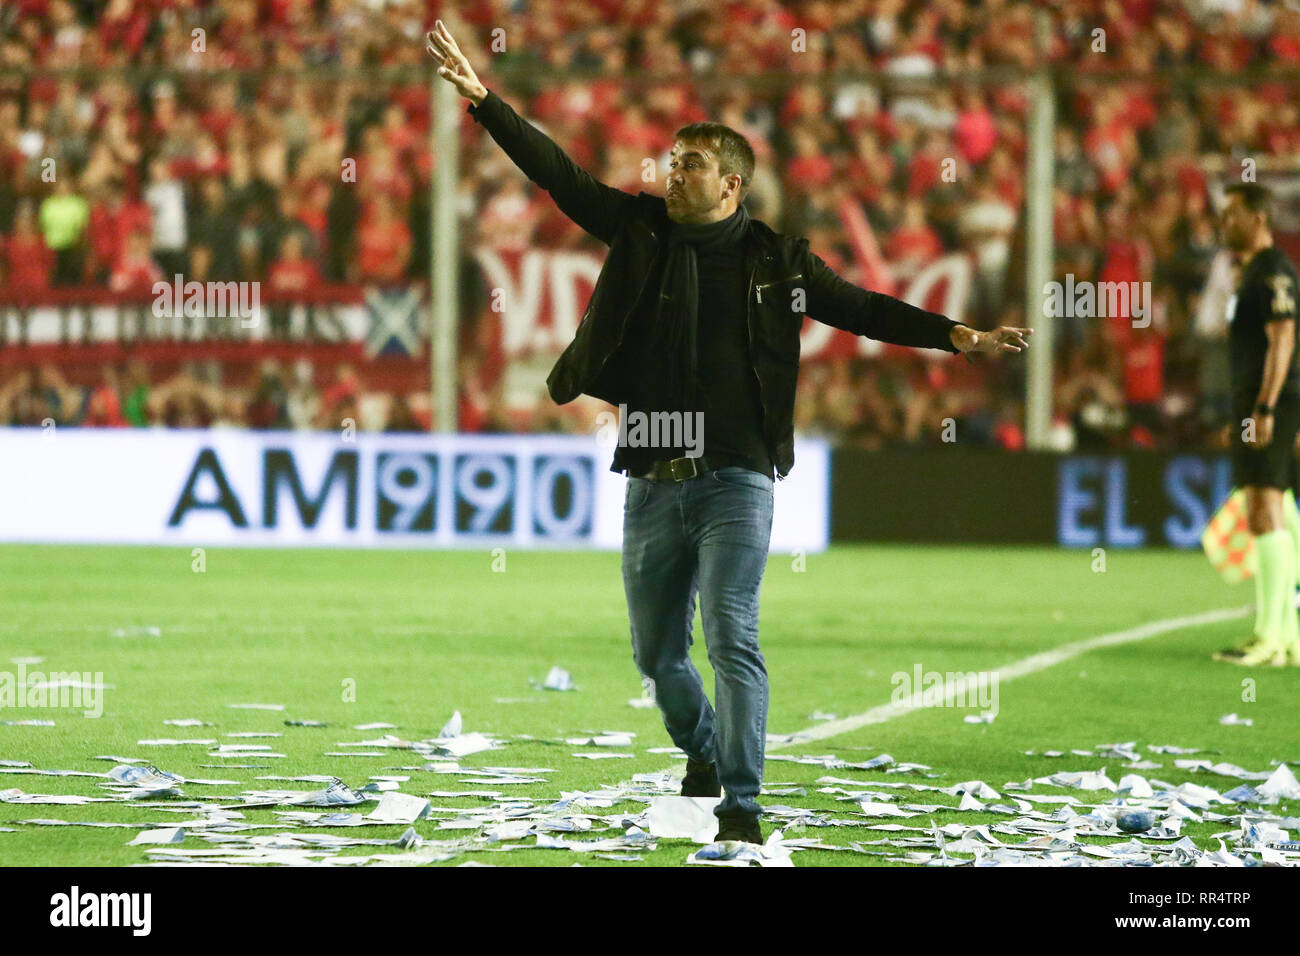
[754,273,804,305]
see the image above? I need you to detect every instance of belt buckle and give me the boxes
[669,456,701,481]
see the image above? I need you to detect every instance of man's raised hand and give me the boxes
[426,19,487,107]
[950,325,1033,355]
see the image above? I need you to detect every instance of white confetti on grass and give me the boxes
[571,753,635,760]
[8,709,1300,869]
[137,739,217,746]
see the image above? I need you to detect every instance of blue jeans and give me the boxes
[622,465,775,816]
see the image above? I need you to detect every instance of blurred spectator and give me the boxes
[0,371,33,426]
[86,179,151,285]
[149,364,219,428]
[108,230,162,293]
[0,199,53,344]
[247,359,289,429]
[1123,321,1166,447]
[1058,328,1127,451]
[356,194,411,284]
[327,393,360,432]
[267,232,322,340]
[121,358,151,427]
[109,229,163,341]
[886,198,943,281]
[1054,127,1097,196]
[8,364,74,426]
[954,87,996,165]
[479,177,541,253]
[319,363,361,428]
[83,364,126,427]
[287,359,321,430]
[385,393,422,432]
[189,178,240,283]
[143,157,187,277]
[957,174,1017,326]
[39,174,88,286]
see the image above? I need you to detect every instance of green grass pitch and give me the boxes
[0,542,1293,867]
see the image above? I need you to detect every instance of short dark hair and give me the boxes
[1224,182,1273,223]
[673,122,756,201]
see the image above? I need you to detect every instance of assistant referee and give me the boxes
[1214,183,1300,667]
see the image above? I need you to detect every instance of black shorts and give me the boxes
[1232,395,1300,489]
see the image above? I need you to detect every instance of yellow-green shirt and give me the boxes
[38,194,90,250]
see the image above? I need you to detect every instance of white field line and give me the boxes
[766,604,1250,752]
[613,604,1249,795]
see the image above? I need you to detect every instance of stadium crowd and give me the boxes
[0,356,433,430]
[2,0,1299,451]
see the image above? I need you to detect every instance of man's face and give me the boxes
[666,139,740,224]
[1219,193,1261,251]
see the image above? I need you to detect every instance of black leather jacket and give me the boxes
[467,89,964,477]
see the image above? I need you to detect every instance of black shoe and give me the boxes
[681,759,720,798]
[715,810,762,844]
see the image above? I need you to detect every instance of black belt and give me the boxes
[630,454,773,482]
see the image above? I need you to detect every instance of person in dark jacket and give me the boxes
[427,20,1031,845]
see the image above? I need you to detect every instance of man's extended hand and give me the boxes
[950,325,1033,355]
[426,19,487,107]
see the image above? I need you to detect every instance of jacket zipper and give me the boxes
[747,261,782,480]
[754,273,803,305]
